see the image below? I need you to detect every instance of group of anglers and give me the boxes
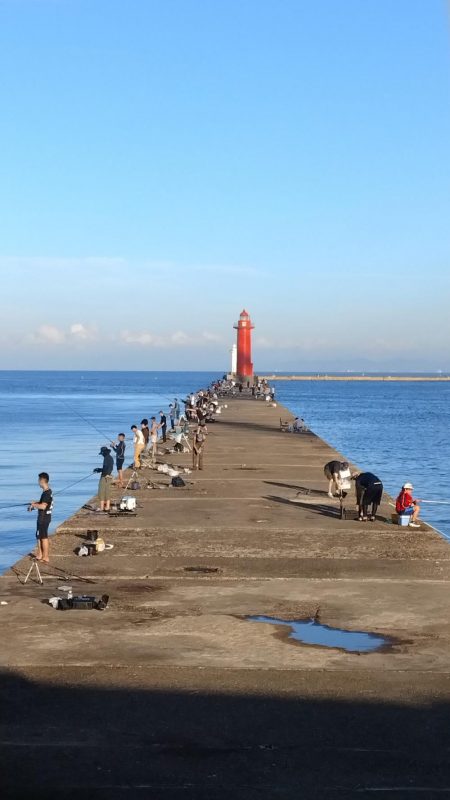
[27,390,216,563]
[27,379,424,566]
[324,460,421,526]
[95,394,215,512]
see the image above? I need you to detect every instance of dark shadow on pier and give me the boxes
[264,494,344,519]
[2,669,450,798]
[264,481,328,495]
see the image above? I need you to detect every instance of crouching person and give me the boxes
[396,482,421,528]
[353,471,383,522]
[324,460,350,498]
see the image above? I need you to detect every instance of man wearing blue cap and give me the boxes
[94,446,114,513]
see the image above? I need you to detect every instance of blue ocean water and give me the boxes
[0,371,216,571]
[0,371,449,571]
[274,378,450,539]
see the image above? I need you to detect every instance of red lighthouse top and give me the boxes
[235,309,254,328]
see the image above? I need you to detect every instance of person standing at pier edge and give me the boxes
[131,425,145,468]
[192,420,208,470]
[141,418,150,451]
[29,472,53,563]
[111,433,126,488]
[159,410,167,442]
[353,471,384,522]
[396,483,421,528]
[173,398,180,423]
[149,416,160,467]
[94,447,114,513]
[169,404,175,430]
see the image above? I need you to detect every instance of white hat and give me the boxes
[403,482,414,489]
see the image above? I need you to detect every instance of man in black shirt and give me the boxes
[159,411,167,442]
[29,471,53,564]
[94,446,114,512]
[354,471,384,521]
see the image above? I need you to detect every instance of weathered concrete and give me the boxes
[1,396,450,797]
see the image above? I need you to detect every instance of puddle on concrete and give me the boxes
[184,566,220,574]
[247,615,390,653]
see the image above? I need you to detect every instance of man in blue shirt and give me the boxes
[111,433,126,488]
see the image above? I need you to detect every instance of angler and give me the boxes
[28,471,53,564]
[396,482,421,528]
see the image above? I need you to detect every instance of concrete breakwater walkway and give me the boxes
[2,397,450,797]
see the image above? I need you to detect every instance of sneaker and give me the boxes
[408,522,420,528]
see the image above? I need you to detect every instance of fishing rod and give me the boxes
[10,560,95,585]
[389,499,450,507]
[53,471,95,496]
[420,500,450,506]
[58,398,112,441]
[0,472,95,513]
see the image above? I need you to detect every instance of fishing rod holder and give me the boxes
[23,558,43,586]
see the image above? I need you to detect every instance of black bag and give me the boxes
[171,476,186,488]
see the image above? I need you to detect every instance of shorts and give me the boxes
[402,506,415,516]
[98,475,112,501]
[116,458,124,471]
[36,517,51,540]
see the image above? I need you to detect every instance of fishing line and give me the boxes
[53,471,95,496]
[420,500,450,506]
[389,500,450,507]
[58,398,112,441]
[0,472,95,514]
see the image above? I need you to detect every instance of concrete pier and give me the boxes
[2,396,450,798]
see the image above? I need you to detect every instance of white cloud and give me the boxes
[119,329,224,348]
[254,335,273,348]
[171,331,190,345]
[69,323,96,341]
[120,330,164,346]
[27,322,98,346]
[25,323,225,350]
[202,331,223,342]
[30,324,66,345]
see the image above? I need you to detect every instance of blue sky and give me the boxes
[0,0,449,371]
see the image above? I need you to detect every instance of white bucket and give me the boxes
[398,514,410,527]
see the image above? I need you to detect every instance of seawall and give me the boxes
[1,395,450,797]
[261,374,450,381]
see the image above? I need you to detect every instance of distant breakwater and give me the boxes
[260,375,450,382]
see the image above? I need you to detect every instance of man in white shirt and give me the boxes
[131,425,145,469]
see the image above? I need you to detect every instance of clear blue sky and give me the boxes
[0,0,449,371]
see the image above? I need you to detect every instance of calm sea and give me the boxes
[0,371,449,571]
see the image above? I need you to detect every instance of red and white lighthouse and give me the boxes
[234,309,254,381]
